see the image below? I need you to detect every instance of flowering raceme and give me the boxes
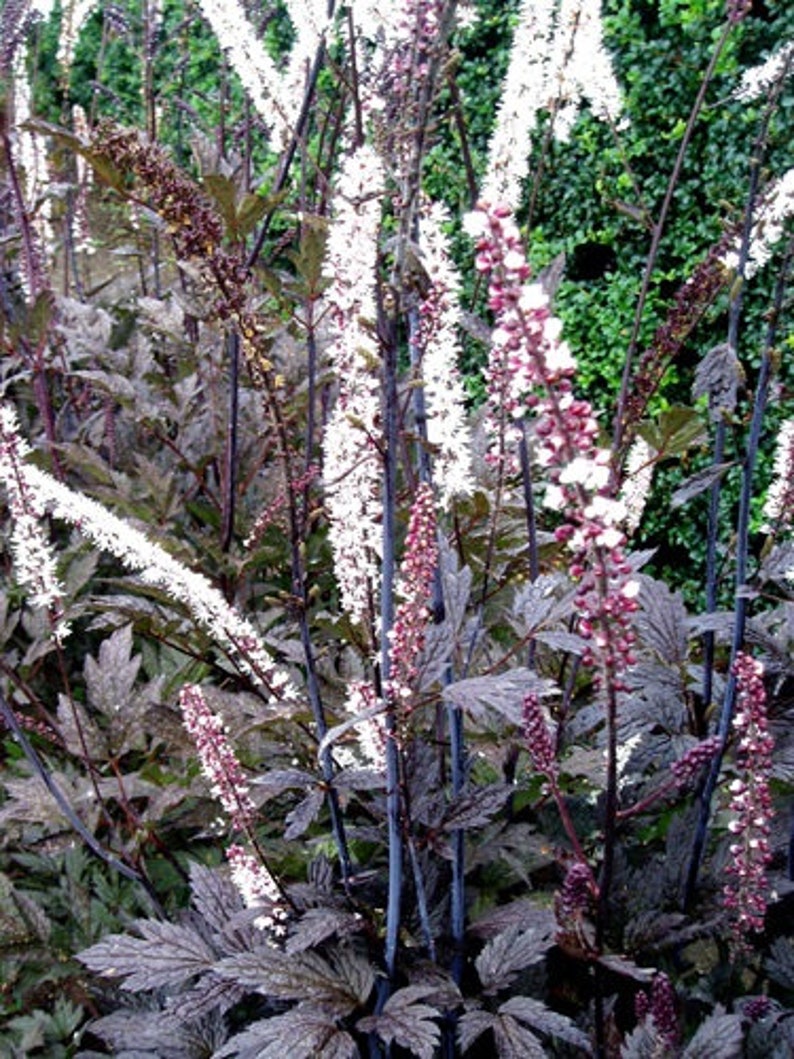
[466,203,638,691]
[482,0,623,210]
[723,653,775,944]
[388,482,438,710]
[0,404,66,637]
[761,418,794,534]
[415,201,474,507]
[0,403,294,694]
[322,146,386,625]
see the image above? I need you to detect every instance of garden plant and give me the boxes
[0,0,793,1055]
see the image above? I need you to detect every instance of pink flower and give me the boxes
[388,482,438,709]
[469,203,638,692]
[179,684,257,833]
[723,653,775,944]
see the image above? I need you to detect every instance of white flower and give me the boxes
[762,418,794,532]
[559,456,610,491]
[3,437,294,694]
[734,39,794,102]
[722,168,794,278]
[416,201,475,507]
[482,0,624,210]
[619,436,656,533]
[322,147,386,623]
[0,404,67,638]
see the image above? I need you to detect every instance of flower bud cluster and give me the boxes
[670,735,721,787]
[388,482,438,709]
[179,684,257,833]
[635,973,679,1050]
[466,203,638,692]
[90,123,275,384]
[723,652,775,942]
[522,691,557,777]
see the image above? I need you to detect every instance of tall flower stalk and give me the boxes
[467,202,639,942]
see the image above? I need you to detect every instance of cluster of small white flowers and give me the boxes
[619,436,656,534]
[348,0,404,45]
[197,0,329,146]
[722,168,794,278]
[322,147,385,624]
[341,680,386,771]
[483,0,623,209]
[1,429,294,695]
[416,201,475,507]
[481,0,556,210]
[551,0,624,140]
[226,844,287,934]
[0,404,67,638]
[734,38,794,102]
[57,0,99,72]
[762,418,794,533]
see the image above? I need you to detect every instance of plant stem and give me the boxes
[612,19,734,457]
[684,239,792,909]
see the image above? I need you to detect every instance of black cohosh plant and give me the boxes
[1,1,793,1057]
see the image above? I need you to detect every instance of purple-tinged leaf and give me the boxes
[86,1006,226,1056]
[499,996,592,1052]
[84,624,142,716]
[693,342,743,422]
[215,1004,359,1059]
[78,920,217,992]
[442,668,548,727]
[492,1013,547,1057]
[682,1010,743,1058]
[357,986,441,1059]
[284,788,325,839]
[442,784,511,831]
[250,768,316,801]
[285,908,365,955]
[475,924,555,995]
[165,973,247,1022]
[188,863,243,936]
[635,576,689,664]
[469,900,556,941]
[670,462,735,509]
[458,1007,502,1053]
[215,946,375,1015]
[620,1021,663,1058]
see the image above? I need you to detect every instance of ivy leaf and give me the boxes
[682,1010,743,1058]
[215,1004,358,1059]
[357,986,441,1059]
[78,920,217,991]
[475,924,555,995]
